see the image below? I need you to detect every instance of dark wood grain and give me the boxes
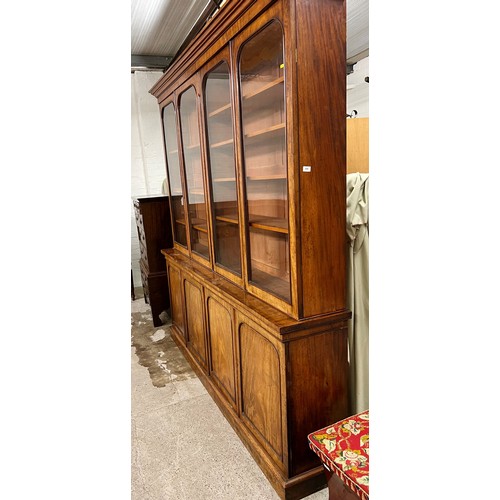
[286,327,349,476]
[295,0,347,317]
[206,293,237,407]
[239,321,283,461]
[166,262,185,338]
[184,277,208,370]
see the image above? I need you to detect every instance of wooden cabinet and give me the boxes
[133,195,173,326]
[162,251,350,499]
[151,1,349,498]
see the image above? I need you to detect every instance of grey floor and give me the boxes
[131,292,328,500]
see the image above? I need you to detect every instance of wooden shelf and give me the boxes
[192,241,209,255]
[210,138,233,149]
[245,122,285,140]
[248,214,288,234]
[215,214,239,225]
[185,143,200,150]
[188,188,205,196]
[191,218,208,233]
[208,102,231,118]
[168,149,178,155]
[212,176,236,182]
[243,76,284,101]
[192,224,208,233]
[250,267,290,300]
[175,218,186,226]
[247,171,286,181]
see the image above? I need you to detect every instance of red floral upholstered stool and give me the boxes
[308,411,369,500]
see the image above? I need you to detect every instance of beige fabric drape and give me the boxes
[161,178,168,195]
[346,173,369,414]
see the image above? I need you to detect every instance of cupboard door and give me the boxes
[238,19,291,303]
[204,59,242,279]
[238,314,284,465]
[162,102,187,247]
[167,263,185,339]
[179,85,211,262]
[206,293,236,408]
[184,277,208,369]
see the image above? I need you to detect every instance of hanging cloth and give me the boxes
[161,178,169,195]
[346,172,369,414]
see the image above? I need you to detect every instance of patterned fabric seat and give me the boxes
[308,411,369,499]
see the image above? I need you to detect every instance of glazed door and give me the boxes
[202,48,243,286]
[235,8,292,309]
[178,78,212,266]
[162,100,188,248]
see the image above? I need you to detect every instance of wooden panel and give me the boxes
[296,0,346,317]
[184,278,208,368]
[287,327,349,477]
[239,320,283,462]
[207,295,236,406]
[347,118,369,173]
[167,264,185,336]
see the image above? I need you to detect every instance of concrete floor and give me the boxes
[131,292,328,500]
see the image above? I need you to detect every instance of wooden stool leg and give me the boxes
[323,465,359,500]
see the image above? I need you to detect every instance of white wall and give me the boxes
[131,70,167,288]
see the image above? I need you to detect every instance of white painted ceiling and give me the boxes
[131,0,368,70]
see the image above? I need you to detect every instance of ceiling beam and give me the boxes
[131,55,363,77]
[347,48,369,66]
[131,55,174,71]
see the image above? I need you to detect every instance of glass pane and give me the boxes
[163,103,187,246]
[205,61,241,276]
[179,86,210,260]
[239,21,290,302]
[249,227,290,301]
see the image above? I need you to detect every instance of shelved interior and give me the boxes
[179,86,210,260]
[161,19,293,304]
[204,60,242,276]
[239,20,290,302]
[163,103,187,247]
